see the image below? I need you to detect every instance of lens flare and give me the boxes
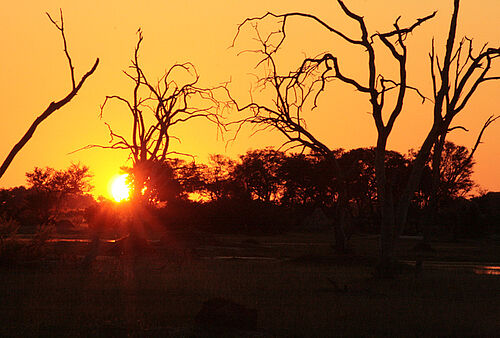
[110,174,130,202]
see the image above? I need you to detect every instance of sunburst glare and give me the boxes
[110,174,131,202]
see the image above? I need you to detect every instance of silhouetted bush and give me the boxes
[0,215,54,267]
[473,192,500,237]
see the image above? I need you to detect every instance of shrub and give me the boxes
[0,214,54,267]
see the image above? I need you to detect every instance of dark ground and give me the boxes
[1,232,499,336]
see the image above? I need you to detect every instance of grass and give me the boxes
[0,232,499,336]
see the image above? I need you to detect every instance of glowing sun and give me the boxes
[110,174,131,202]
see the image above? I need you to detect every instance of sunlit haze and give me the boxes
[1,0,499,198]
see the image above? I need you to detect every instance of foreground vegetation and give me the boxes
[0,232,498,336]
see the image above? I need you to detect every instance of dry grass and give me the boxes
[0,233,499,336]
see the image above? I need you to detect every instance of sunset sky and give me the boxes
[1,0,499,198]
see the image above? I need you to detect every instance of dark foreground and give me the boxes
[1,233,499,336]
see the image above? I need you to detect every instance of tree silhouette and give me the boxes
[280,153,334,208]
[25,163,93,225]
[231,1,433,254]
[230,16,355,252]
[389,0,500,268]
[199,154,239,201]
[0,10,99,180]
[232,0,499,272]
[121,160,183,205]
[234,149,286,203]
[422,114,499,243]
[234,0,499,273]
[89,31,225,204]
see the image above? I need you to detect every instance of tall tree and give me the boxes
[230,18,355,251]
[395,1,500,262]
[89,31,225,203]
[200,154,239,201]
[0,10,99,180]
[233,0,499,272]
[424,116,498,243]
[25,163,93,225]
[280,153,335,208]
[231,1,433,254]
[234,149,286,203]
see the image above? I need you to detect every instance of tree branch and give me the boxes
[0,57,99,180]
[46,9,76,89]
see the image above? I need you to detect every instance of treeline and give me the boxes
[0,164,94,232]
[1,143,498,238]
[128,142,494,237]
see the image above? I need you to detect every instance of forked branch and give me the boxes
[46,9,76,89]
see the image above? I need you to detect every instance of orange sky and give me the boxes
[1,0,499,198]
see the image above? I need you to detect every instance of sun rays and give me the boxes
[110,174,131,202]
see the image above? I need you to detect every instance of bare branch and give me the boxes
[0,56,99,180]
[376,11,436,40]
[232,11,363,52]
[447,125,469,133]
[46,10,76,89]
[443,115,500,189]
[468,115,499,159]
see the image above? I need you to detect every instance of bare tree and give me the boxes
[0,10,99,180]
[233,0,499,273]
[423,115,499,244]
[231,2,434,255]
[230,23,351,252]
[412,1,499,247]
[89,31,226,202]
